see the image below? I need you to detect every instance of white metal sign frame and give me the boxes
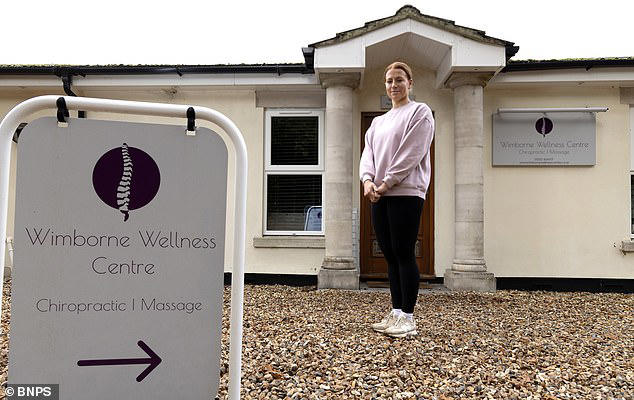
[0,95,247,400]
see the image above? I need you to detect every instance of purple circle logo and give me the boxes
[92,143,160,221]
[535,117,553,137]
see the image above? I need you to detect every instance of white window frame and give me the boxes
[264,109,325,236]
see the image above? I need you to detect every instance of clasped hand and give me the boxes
[363,180,387,203]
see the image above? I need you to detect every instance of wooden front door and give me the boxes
[359,112,435,280]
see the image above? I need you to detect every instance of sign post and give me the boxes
[0,96,247,399]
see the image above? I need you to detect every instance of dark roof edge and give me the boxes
[0,63,314,76]
[4,58,632,76]
[503,58,634,72]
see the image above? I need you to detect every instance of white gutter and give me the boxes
[4,67,634,88]
[0,73,321,88]
[489,67,634,87]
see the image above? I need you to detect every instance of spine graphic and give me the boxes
[117,143,133,221]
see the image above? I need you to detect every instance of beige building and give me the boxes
[2,6,634,291]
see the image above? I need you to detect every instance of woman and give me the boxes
[359,61,434,338]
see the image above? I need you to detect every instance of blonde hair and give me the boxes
[385,61,413,81]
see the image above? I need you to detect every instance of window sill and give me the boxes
[620,240,634,253]
[253,236,325,249]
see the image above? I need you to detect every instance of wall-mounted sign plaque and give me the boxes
[492,112,596,166]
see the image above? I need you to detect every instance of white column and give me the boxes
[317,72,360,289]
[444,72,496,292]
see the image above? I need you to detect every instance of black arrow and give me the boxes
[77,340,162,382]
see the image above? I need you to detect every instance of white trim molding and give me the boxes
[0,73,320,88]
[490,68,634,87]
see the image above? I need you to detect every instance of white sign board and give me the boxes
[10,117,227,399]
[492,112,596,166]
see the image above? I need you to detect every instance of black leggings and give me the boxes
[371,196,424,314]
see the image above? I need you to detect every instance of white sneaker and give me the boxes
[371,311,400,333]
[384,315,417,338]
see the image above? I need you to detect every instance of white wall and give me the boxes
[485,86,632,278]
[630,106,633,237]
[354,69,634,279]
[630,107,634,172]
[1,86,324,275]
[3,79,634,279]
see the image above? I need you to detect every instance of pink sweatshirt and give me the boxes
[359,101,434,199]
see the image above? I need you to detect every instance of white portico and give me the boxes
[313,6,517,291]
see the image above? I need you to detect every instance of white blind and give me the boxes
[267,175,322,231]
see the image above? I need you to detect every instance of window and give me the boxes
[264,109,324,235]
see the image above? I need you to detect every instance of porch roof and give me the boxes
[310,5,519,60]
[308,5,519,88]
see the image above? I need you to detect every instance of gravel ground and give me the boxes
[1,279,634,399]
